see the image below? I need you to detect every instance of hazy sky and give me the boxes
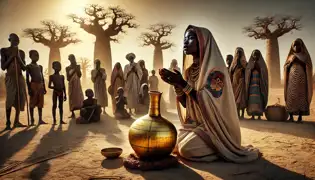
[0,0,314,77]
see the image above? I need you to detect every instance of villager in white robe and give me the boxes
[124,53,143,109]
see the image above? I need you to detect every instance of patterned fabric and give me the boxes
[29,82,45,108]
[206,71,224,98]
[247,70,263,116]
[286,63,309,115]
[231,67,247,109]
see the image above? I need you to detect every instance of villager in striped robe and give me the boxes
[245,50,268,120]
[284,38,313,123]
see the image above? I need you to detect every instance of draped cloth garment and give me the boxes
[284,38,313,115]
[245,51,269,116]
[176,25,260,163]
[91,68,108,107]
[124,62,143,109]
[229,48,247,109]
[68,68,84,111]
[110,63,125,112]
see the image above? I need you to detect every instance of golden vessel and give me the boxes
[129,91,177,160]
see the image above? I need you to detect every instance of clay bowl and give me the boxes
[101,148,123,159]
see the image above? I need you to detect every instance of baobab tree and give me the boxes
[69,4,138,75]
[243,15,302,88]
[139,23,175,70]
[79,57,92,82]
[23,20,80,75]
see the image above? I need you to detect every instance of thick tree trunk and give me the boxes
[94,35,112,78]
[153,46,168,98]
[153,46,163,71]
[48,47,61,76]
[82,69,87,83]
[266,37,281,88]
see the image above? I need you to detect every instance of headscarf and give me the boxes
[245,50,269,108]
[111,62,124,85]
[169,59,181,73]
[178,25,260,163]
[139,83,148,97]
[229,47,247,76]
[284,38,313,104]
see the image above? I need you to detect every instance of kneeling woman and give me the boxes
[159,25,260,163]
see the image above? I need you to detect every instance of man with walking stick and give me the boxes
[1,33,28,130]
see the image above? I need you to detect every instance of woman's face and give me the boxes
[183,30,198,55]
[236,49,243,58]
[253,50,260,60]
[293,40,302,53]
[116,63,121,70]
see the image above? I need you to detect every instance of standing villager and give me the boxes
[159,25,260,162]
[168,59,181,109]
[109,62,124,113]
[229,47,247,119]
[284,38,313,122]
[138,60,148,86]
[226,54,233,70]
[148,70,159,91]
[66,54,84,118]
[245,50,269,120]
[1,33,28,130]
[26,50,47,125]
[91,59,108,114]
[48,61,67,125]
[123,53,143,114]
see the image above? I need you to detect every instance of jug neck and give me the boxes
[149,91,162,117]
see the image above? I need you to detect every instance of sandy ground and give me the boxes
[0,88,314,180]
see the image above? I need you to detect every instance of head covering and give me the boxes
[126,53,136,61]
[111,62,124,85]
[245,50,269,108]
[179,25,259,163]
[138,59,145,68]
[229,47,247,75]
[139,83,148,96]
[284,38,313,104]
[169,59,180,72]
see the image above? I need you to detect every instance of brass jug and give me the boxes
[129,91,177,160]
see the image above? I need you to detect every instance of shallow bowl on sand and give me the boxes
[101,148,123,159]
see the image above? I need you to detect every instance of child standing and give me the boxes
[26,50,47,126]
[48,61,67,125]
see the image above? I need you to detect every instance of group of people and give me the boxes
[0,33,163,128]
[227,38,312,123]
[1,25,312,164]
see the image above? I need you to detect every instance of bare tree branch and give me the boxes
[68,4,138,41]
[272,16,302,37]
[79,57,92,70]
[23,20,80,48]
[243,15,302,39]
[23,28,51,46]
[106,6,139,36]
[138,23,175,49]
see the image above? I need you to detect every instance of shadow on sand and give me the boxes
[240,118,315,139]
[0,127,38,167]
[179,156,311,180]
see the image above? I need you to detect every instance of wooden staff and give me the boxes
[15,49,30,126]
